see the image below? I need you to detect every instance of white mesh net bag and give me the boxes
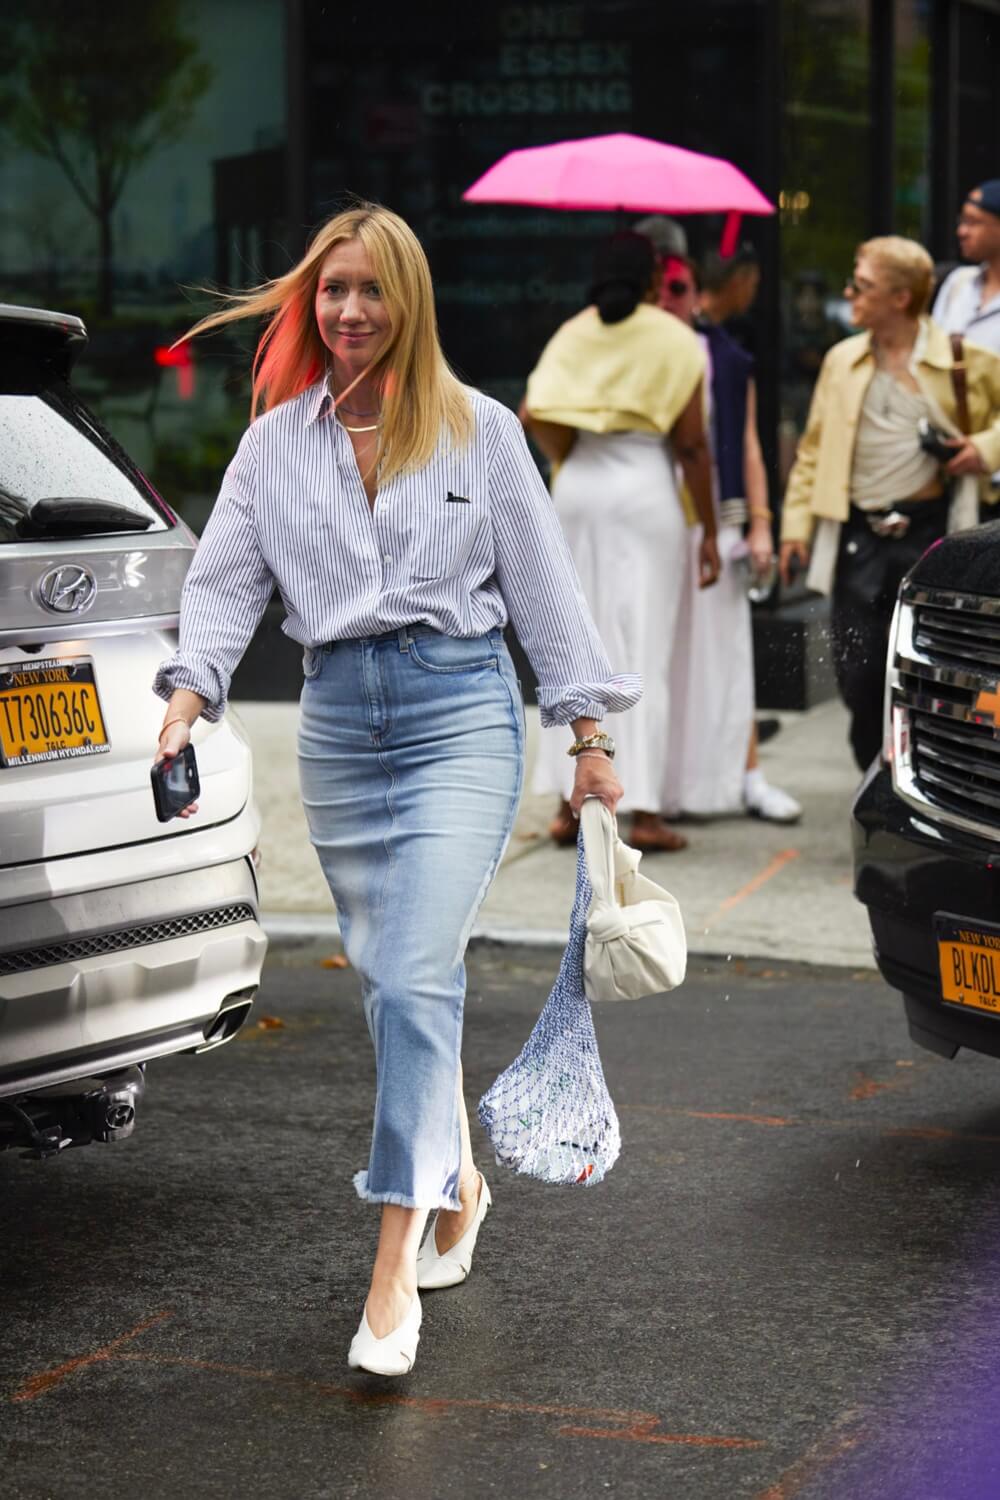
[478,840,621,1186]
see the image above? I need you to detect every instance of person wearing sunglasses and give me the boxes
[780,236,1000,770]
[659,257,801,824]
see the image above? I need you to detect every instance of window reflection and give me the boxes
[0,1,288,535]
[895,1,931,244]
[779,0,871,482]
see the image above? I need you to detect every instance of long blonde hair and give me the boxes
[179,203,473,484]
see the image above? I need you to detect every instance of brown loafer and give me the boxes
[548,801,578,846]
[629,818,689,853]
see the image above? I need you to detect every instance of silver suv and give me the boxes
[0,304,267,1157]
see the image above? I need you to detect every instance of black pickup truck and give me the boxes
[854,522,1000,1060]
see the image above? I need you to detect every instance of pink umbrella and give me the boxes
[463,132,775,255]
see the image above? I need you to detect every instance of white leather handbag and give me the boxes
[579,798,687,1002]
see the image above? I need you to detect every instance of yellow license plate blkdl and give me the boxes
[937,918,1000,1016]
[0,657,109,767]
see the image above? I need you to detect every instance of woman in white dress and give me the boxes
[660,256,801,822]
[523,233,720,851]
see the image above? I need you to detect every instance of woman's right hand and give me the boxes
[153,718,199,818]
[779,539,810,587]
[698,533,721,589]
[569,752,623,816]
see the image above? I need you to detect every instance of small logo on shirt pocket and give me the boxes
[445,491,470,504]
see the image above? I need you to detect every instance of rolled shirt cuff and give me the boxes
[536,674,643,728]
[152,655,228,723]
[779,514,816,546]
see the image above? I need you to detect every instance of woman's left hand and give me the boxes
[569,752,623,816]
[748,517,775,574]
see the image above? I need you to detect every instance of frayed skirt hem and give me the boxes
[352,1169,461,1213]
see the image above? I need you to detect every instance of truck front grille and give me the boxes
[0,904,257,977]
[912,599,1000,671]
[892,585,1000,837]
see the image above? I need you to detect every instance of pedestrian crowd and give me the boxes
[523,216,802,850]
[523,176,1000,827]
[149,176,1000,1379]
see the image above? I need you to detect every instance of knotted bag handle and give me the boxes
[579,797,618,907]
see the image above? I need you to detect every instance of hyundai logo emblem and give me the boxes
[37,564,98,615]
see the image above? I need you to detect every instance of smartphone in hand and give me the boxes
[151,744,200,822]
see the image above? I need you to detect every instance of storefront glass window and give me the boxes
[895,0,932,245]
[305,0,769,414]
[779,0,870,481]
[0,0,289,533]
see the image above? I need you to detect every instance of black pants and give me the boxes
[831,499,949,770]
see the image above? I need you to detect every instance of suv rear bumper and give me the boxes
[0,858,267,1096]
[853,761,1000,1058]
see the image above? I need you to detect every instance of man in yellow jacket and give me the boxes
[780,235,1000,769]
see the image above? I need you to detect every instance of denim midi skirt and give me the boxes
[297,625,524,1211]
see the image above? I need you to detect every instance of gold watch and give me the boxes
[567,731,616,760]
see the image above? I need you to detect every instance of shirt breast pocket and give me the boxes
[409,491,487,581]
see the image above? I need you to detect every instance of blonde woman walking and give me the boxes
[780,236,1000,767]
[152,205,638,1375]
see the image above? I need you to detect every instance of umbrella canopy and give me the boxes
[463,132,775,217]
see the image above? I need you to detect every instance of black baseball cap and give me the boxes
[967,179,1000,218]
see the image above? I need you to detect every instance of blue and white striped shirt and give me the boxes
[933,265,1000,356]
[153,382,641,725]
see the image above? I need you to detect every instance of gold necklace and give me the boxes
[342,422,379,433]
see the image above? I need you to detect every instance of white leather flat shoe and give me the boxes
[347,1294,421,1376]
[416,1173,492,1291]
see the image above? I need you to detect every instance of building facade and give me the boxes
[1,0,997,559]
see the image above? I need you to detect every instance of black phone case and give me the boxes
[150,744,200,822]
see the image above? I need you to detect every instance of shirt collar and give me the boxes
[970,264,1000,315]
[849,330,874,368]
[305,372,334,426]
[849,317,943,371]
[917,317,952,369]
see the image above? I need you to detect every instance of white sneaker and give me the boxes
[744,774,802,824]
[416,1172,492,1290]
[348,1294,421,1376]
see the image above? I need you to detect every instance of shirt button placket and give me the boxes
[375,512,392,577]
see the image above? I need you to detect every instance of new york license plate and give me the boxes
[936,915,1000,1017]
[0,657,109,767]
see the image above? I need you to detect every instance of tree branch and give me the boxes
[37,120,97,216]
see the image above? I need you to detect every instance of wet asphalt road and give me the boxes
[5,943,1000,1500]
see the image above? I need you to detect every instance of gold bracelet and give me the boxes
[749,508,774,522]
[574,749,611,760]
[158,715,190,739]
